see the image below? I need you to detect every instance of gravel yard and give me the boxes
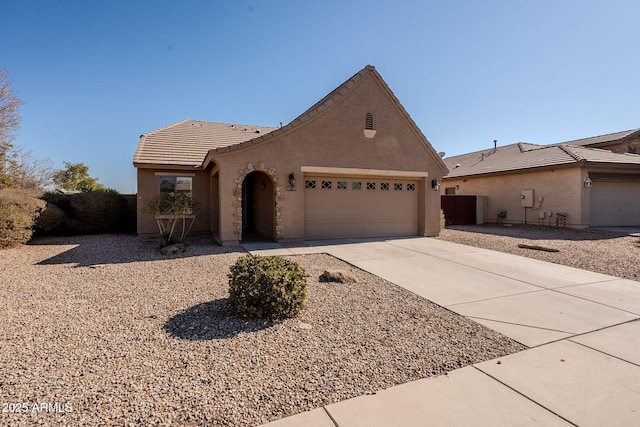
[0,234,524,426]
[438,224,640,281]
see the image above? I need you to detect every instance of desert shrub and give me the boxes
[160,230,181,247]
[440,209,446,230]
[140,192,201,246]
[37,190,128,235]
[69,190,127,233]
[0,188,45,248]
[35,202,65,234]
[228,255,308,319]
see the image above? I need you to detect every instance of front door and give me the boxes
[242,171,275,240]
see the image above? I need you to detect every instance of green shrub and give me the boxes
[69,190,127,233]
[0,188,45,248]
[35,202,65,234]
[37,190,129,235]
[228,255,308,319]
[160,230,181,247]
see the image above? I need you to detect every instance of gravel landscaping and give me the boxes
[438,224,640,281]
[1,234,524,426]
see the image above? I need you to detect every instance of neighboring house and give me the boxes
[133,65,448,245]
[559,128,640,154]
[442,132,640,228]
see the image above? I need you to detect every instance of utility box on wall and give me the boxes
[521,189,534,208]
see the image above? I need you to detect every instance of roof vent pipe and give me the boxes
[494,139,497,152]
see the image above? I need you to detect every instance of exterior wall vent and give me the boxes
[363,112,377,138]
[365,113,374,130]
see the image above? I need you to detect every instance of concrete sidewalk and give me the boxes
[249,237,640,426]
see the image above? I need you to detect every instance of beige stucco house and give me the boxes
[442,129,640,228]
[133,65,448,245]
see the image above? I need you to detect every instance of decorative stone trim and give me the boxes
[233,162,284,241]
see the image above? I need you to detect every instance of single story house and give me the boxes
[133,65,448,245]
[559,128,640,154]
[441,130,640,228]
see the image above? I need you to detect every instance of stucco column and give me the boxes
[216,170,241,246]
[423,177,442,237]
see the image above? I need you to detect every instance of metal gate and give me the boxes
[441,195,477,226]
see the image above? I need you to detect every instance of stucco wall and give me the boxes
[136,168,212,235]
[210,73,446,244]
[135,71,447,244]
[442,167,588,228]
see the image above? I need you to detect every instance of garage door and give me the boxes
[590,181,640,226]
[303,176,419,239]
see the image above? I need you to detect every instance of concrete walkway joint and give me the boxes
[253,237,640,426]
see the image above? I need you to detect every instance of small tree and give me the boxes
[141,192,200,246]
[53,161,105,193]
[1,68,25,189]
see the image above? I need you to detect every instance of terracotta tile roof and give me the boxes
[444,142,640,179]
[558,128,640,147]
[133,120,278,167]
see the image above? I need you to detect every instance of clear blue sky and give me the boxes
[2,0,639,193]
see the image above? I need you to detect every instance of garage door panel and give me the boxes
[304,176,419,239]
[591,181,640,226]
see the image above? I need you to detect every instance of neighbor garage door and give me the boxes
[590,180,640,226]
[303,176,419,239]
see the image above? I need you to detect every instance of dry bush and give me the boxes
[0,188,44,247]
[35,202,65,234]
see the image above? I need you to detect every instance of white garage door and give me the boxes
[303,176,419,239]
[590,181,640,226]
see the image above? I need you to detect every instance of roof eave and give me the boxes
[442,162,580,180]
[134,162,203,170]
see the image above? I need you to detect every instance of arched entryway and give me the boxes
[242,171,275,241]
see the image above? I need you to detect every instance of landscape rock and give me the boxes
[517,243,560,252]
[161,243,186,255]
[321,269,358,283]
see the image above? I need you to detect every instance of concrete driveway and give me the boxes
[249,237,640,426]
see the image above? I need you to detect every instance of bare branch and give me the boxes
[0,68,23,144]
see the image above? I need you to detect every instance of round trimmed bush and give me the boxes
[228,255,308,319]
